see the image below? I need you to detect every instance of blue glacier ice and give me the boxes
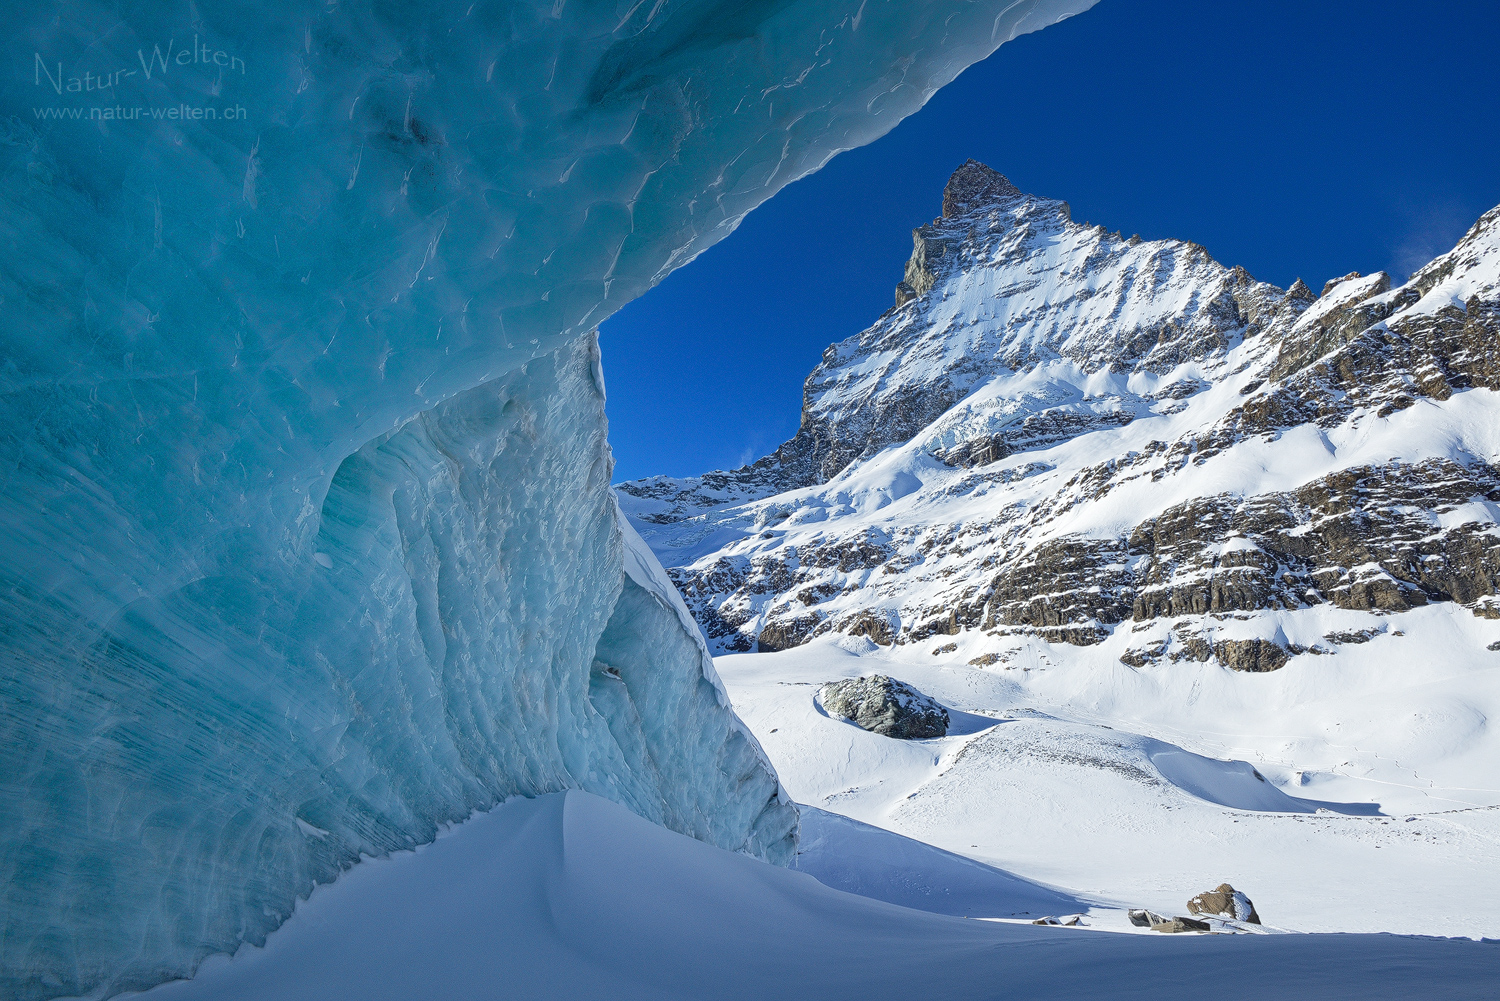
[0,1,1094,997]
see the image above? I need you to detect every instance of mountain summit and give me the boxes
[617,164,1500,673]
[940,158,1022,219]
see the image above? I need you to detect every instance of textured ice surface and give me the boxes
[0,1,1094,997]
[3,334,795,997]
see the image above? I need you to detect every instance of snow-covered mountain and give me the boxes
[618,161,1500,670]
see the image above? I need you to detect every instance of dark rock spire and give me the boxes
[942,159,1020,218]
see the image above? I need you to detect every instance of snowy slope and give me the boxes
[132,791,1499,1001]
[619,161,1301,533]
[716,635,1500,937]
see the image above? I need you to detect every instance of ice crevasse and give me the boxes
[0,1,1095,997]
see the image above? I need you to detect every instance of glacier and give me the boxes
[0,1,1098,998]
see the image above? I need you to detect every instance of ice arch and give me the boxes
[0,1,1094,997]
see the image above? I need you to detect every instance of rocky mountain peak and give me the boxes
[618,175,1500,666]
[941,159,1021,218]
[1285,277,1315,303]
[1321,271,1364,297]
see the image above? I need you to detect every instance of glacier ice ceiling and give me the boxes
[0,0,1097,997]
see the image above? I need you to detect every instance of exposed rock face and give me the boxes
[758,615,822,653]
[986,538,1134,635]
[617,163,1500,674]
[942,159,1023,218]
[896,231,949,306]
[841,610,898,646]
[820,676,950,739]
[1123,459,1500,630]
[1188,884,1262,924]
[899,161,1023,307]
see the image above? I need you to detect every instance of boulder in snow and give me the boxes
[820,675,949,739]
[1150,916,1211,934]
[1187,883,1261,924]
[1128,909,1167,928]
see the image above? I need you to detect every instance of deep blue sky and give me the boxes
[601,0,1500,482]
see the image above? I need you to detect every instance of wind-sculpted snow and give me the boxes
[0,3,1098,998]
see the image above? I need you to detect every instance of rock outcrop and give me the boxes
[1128,909,1167,928]
[1187,883,1262,924]
[1150,916,1212,934]
[820,676,950,739]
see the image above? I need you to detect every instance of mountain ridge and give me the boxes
[616,162,1500,666]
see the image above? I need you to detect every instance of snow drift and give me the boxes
[0,2,1097,998]
[134,791,1500,1001]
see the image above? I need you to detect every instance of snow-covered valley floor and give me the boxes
[131,790,1497,1001]
[128,625,1500,999]
[721,624,1500,940]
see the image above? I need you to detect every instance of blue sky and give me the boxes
[601,0,1500,483]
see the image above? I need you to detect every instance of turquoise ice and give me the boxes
[0,1,1094,998]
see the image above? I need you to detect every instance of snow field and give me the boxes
[716,624,1500,939]
[132,790,1499,1001]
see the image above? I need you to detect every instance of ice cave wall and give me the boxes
[0,1,1094,997]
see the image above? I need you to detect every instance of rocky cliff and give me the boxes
[616,162,1500,672]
